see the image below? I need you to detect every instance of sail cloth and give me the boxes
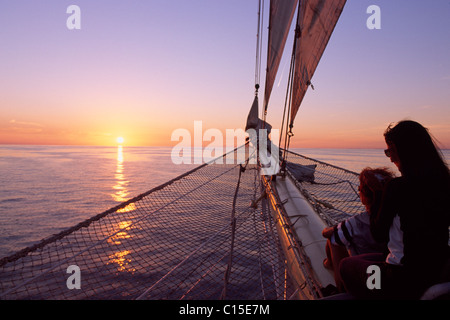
[290,0,347,125]
[263,0,299,113]
[245,96,260,131]
[245,96,279,176]
[245,96,272,133]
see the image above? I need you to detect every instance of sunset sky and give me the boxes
[1,0,449,149]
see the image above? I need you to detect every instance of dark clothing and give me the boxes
[339,253,433,299]
[371,177,449,280]
[341,176,450,299]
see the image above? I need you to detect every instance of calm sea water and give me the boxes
[1,145,449,259]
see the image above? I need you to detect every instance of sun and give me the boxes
[116,137,124,144]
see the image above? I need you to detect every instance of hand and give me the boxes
[322,226,334,239]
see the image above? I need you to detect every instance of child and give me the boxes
[340,120,450,299]
[322,167,394,292]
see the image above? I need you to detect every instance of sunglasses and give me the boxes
[384,148,392,158]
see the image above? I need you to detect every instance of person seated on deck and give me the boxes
[339,120,450,299]
[322,167,394,292]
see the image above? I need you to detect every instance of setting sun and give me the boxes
[117,137,124,144]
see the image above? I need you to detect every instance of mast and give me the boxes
[261,0,347,155]
[263,0,299,118]
[289,0,347,128]
[250,0,346,165]
[262,0,347,158]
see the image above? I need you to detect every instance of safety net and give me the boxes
[0,146,362,300]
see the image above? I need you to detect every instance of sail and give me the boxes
[245,95,273,133]
[245,96,260,131]
[290,0,346,125]
[263,0,299,112]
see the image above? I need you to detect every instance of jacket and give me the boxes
[370,176,450,286]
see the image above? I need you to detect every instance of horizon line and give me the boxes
[1,142,444,151]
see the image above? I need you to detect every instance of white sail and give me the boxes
[289,0,347,125]
[263,0,299,112]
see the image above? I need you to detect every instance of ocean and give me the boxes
[1,145,449,259]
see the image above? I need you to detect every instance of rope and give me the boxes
[2,163,239,300]
[280,3,302,166]
[220,164,245,300]
[254,0,264,94]
[0,145,365,300]
[278,44,295,154]
[136,204,242,300]
[261,174,323,299]
[279,10,300,167]
[220,153,257,300]
[0,162,208,268]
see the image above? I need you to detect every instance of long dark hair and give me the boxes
[384,120,450,181]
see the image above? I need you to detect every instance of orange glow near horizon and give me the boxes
[1,2,450,150]
[1,119,450,149]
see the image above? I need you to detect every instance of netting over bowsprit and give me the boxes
[0,149,296,300]
[284,150,364,226]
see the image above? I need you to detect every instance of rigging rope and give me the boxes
[0,146,364,300]
[220,164,245,300]
[279,3,302,170]
[254,0,264,96]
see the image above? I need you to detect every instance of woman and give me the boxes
[340,120,450,299]
[322,167,394,292]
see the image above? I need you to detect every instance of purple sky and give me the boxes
[1,0,449,148]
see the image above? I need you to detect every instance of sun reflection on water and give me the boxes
[111,145,136,212]
[107,146,137,274]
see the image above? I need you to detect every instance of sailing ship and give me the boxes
[0,0,448,301]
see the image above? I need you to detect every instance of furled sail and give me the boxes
[245,96,260,131]
[289,0,347,126]
[245,95,279,176]
[263,0,299,113]
[245,96,272,133]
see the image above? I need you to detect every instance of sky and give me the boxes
[0,0,449,149]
